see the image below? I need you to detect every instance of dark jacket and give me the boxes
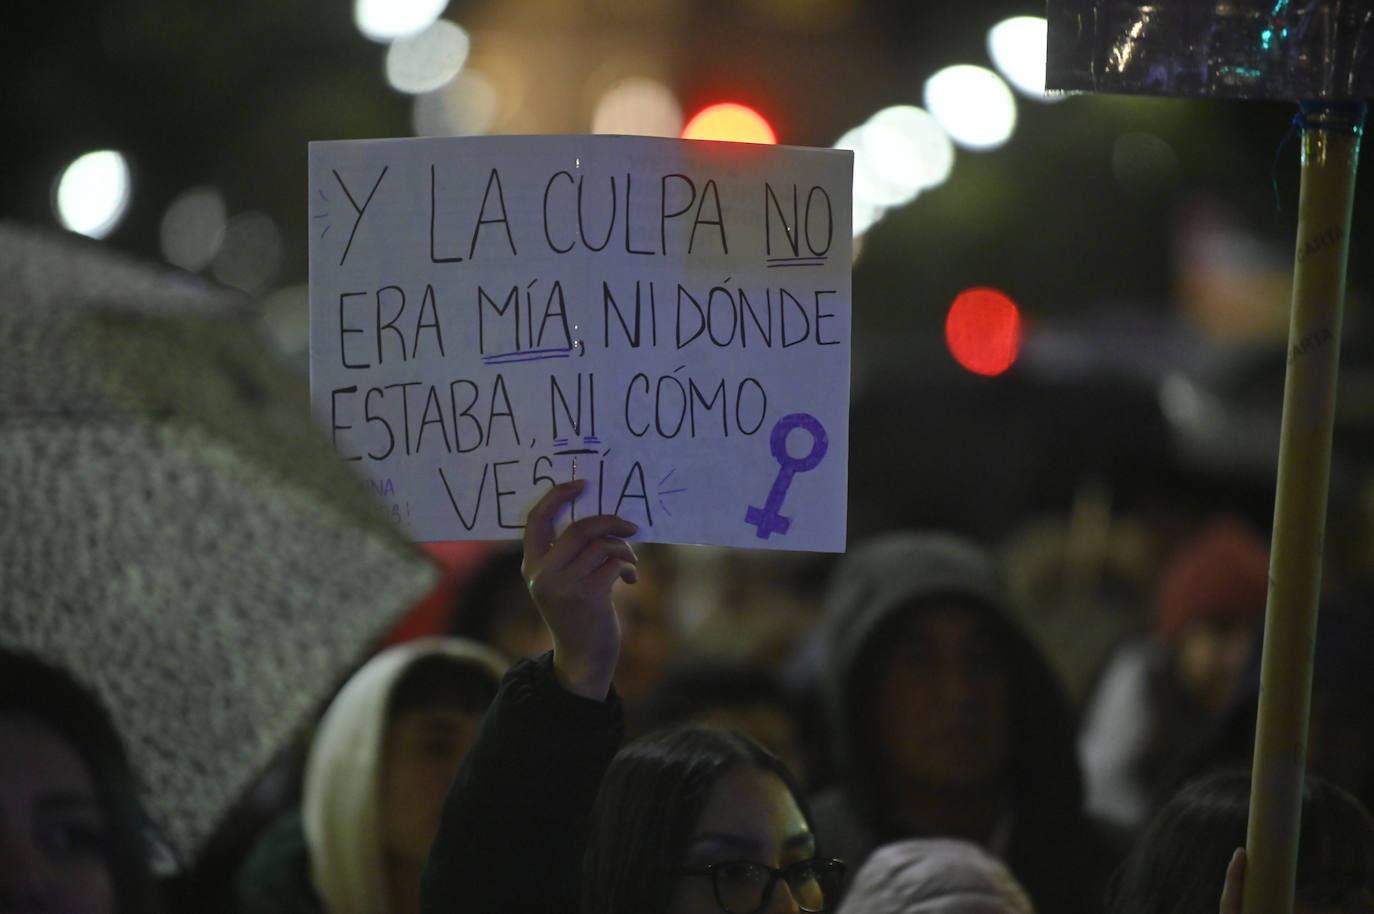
[1178,594,1374,813]
[420,652,623,914]
[234,810,323,914]
[813,531,1115,914]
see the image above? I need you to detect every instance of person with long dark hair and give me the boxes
[582,724,833,914]
[1109,770,1374,914]
[420,480,844,914]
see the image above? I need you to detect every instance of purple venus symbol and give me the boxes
[745,413,828,539]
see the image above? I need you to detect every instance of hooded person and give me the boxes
[1178,593,1374,817]
[236,637,508,914]
[836,837,1036,914]
[813,531,1113,914]
[1078,516,1268,832]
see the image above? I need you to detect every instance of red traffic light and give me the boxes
[945,287,1022,376]
[681,102,777,145]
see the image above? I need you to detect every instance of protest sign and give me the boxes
[309,134,852,552]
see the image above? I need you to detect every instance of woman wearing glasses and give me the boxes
[420,480,844,914]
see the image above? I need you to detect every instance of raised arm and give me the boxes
[522,479,638,700]
[420,480,637,914]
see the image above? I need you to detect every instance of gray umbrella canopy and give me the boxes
[0,222,439,867]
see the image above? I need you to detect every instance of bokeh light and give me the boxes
[460,42,529,134]
[923,65,1018,151]
[852,196,886,237]
[386,19,469,94]
[211,211,283,295]
[255,282,310,361]
[54,149,132,239]
[159,186,227,272]
[834,126,908,210]
[850,122,921,207]
[866,104,955,192]
[682,103,777,144]
[987,16,1063,102]
[1112,131,1180,195]
[412,69,498,136]
[945,287,1022,376]
[592,76,683,137]
[834,105,953,224]
[355,0,447,42]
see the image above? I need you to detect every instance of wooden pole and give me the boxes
[1242,101,1365,914]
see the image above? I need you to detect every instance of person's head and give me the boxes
[865,596,1011,793]
[1184,596,1374,814]
[824,533,1075,805]
[821,530,1089,876]
[581,725,844,914]
[446,545,552,660]
[303,637,507,914]
[636,660,809,786]
[377,647,505,864]
[0,649,159,914]
[1151,517,1268,715]
[1109,770,1374,914]
[835,837,1035,914]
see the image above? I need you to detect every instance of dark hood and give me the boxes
[819,531,1085,837]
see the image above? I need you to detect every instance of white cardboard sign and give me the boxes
[309,134,852,552]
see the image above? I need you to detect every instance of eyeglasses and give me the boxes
[676,857,846,914]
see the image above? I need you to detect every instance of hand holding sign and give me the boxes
[521,479,638,700]
[1219,849,1246,914]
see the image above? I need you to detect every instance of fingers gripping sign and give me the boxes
[522,480,639,701]
[1220,848,1246,914]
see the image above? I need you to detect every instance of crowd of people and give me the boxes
[6,478,1374,914]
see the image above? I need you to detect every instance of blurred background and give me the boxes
[5,0,1373,586]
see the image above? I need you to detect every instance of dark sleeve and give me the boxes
[234,809,324,914]
[420,651,624,914]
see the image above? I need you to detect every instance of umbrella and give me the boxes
[0,221,439,868]
[1047,4,1369,913]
